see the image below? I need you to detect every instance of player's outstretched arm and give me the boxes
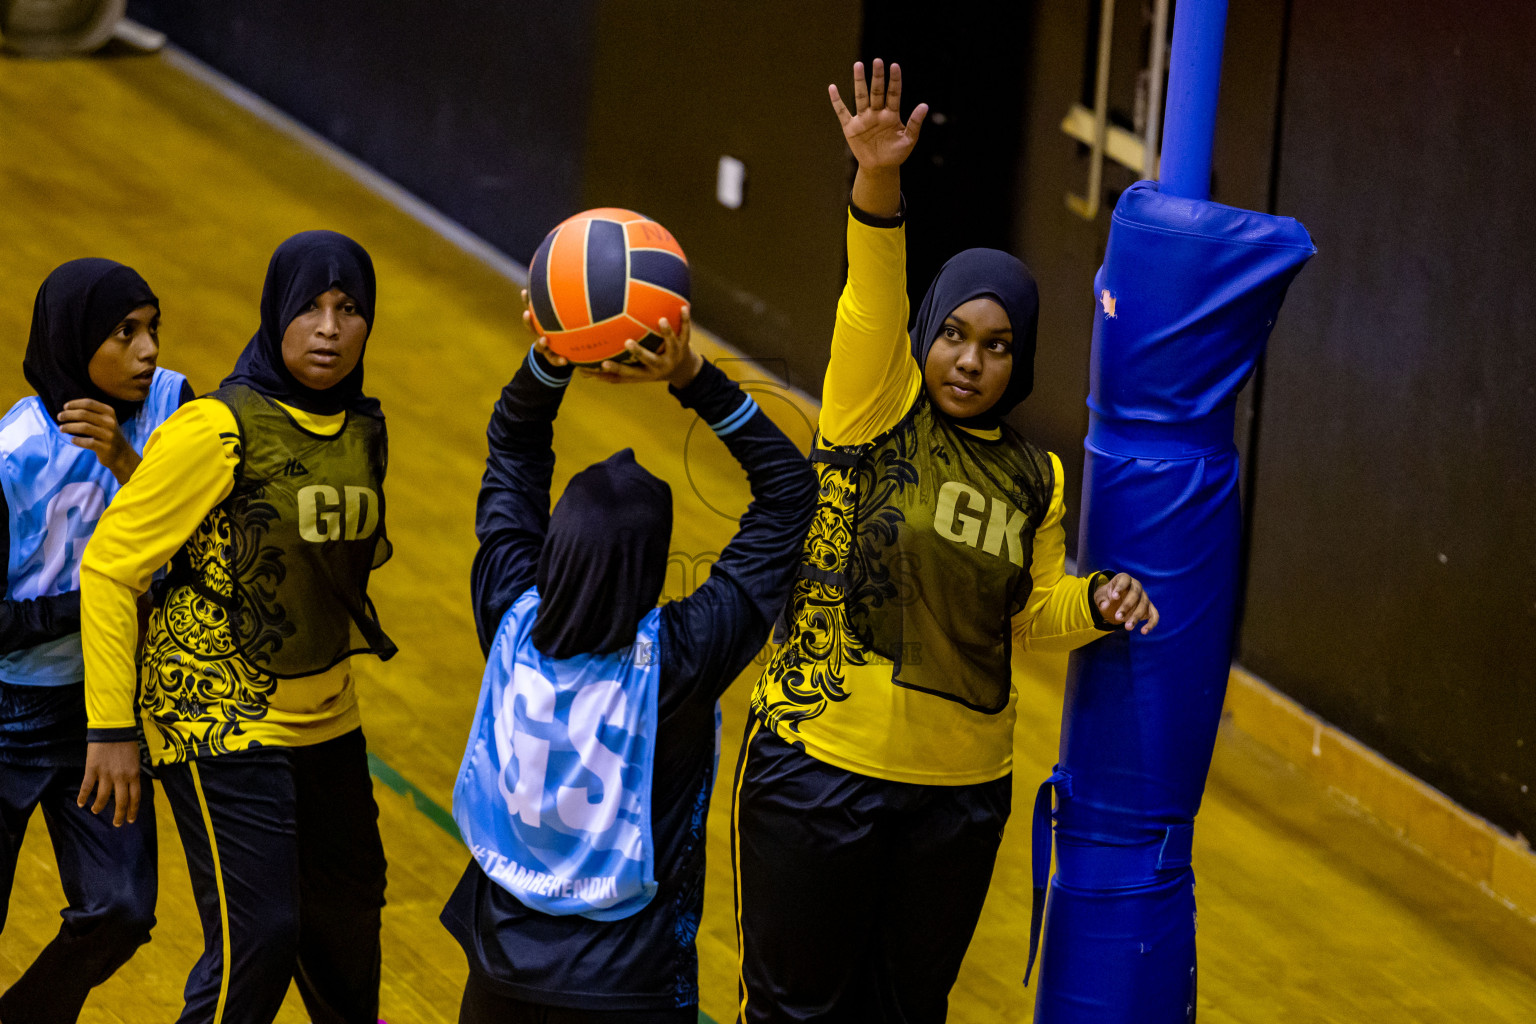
[821,59,930,446]
[469,292,576,650]
[662,363,818,699]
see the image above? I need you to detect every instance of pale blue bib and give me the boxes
[0,367,185,685]
[454,587,661,920]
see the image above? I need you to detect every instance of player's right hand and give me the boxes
[78,740,142,827]
[58,398,140,485]
[829,59,928,172]
[582,304,701,387]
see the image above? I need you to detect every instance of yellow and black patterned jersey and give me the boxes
[751,211,1106,786]
[83,398,361,764]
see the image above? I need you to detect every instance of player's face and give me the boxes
[922,297,1013,419]
[87,304,160,402]
[282,288,368,390]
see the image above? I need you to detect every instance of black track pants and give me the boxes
[732,719,1011,1024]
[158,728,386,1024]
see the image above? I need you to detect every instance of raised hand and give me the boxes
[58,398,139,485]
[829,59,928,174]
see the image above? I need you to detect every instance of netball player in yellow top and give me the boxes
[77,231,394,1024]
[732,61,1159,1023]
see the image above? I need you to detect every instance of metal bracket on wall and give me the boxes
[1063,0,1170,217]
[1141,0,1170,180]
[1066,0,1118,220]
[1061,104,1150,182]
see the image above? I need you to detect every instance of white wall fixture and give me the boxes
[716,156,747,210]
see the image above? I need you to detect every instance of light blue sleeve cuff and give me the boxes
[710,395,759,436]
[527,351,571,388]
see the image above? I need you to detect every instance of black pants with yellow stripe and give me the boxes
[158,728,386,1024]
[732,720,1012,1024]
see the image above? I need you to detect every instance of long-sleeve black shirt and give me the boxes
[441,350,816,1012]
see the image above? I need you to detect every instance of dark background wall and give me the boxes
[578,0,1033,396]
[859,2,1033,328]
[579,0,860,395]
[129,0,866,398]
[128,0,599,269]
[1239,0,1536,841]
[128,0,1534,840]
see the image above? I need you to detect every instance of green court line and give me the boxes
[365,751,720,1024]
[367,750,460,839]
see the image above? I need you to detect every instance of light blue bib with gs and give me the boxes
[454,587,661,920]
[0,367,186,686]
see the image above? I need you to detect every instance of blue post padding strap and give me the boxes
[1025,768,1070,985]
[1051,825,1193,891]
[1085,410,1232,461]
[1035,183,1312,1022]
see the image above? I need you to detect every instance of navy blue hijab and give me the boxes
[23,258,159,422]
[222,230,382,417]
[909,247,1040,429]
[531,449,673,659]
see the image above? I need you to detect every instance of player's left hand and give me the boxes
[1094,572,1160,634]
[830,59,928,172]
[57,398,140,485]
[581,304,703,387]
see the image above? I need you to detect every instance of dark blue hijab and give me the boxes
[909,247,1040,429]
[23,258,159,422]
[531,449,673,659]
[222,230,381,417]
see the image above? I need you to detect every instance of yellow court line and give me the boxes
[730,717,762,1024]
[190,761,233,1024]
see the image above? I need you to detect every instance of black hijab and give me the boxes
[23,258,159,422]
[222,230,381,417]
[531,449,673,659]
[909,247,1040,429]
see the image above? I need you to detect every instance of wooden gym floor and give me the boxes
[1,46,1533,1024]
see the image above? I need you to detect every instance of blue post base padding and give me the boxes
[1030,181,1314,1023]
[1036,871,1197,1021]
